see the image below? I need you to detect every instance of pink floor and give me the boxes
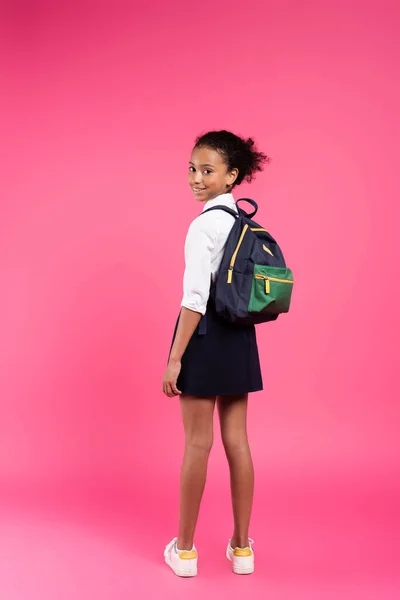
[1,2,399,599]
[0,468,397,600]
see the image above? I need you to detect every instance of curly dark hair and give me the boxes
[193,129,270,188]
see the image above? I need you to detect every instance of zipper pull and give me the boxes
[265,278,270,294]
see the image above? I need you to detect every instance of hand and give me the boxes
[162,359,182,397]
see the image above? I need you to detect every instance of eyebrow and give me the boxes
[189,162,215,167]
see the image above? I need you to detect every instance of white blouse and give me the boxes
[181,192,238,316]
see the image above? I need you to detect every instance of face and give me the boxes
[188,146,238,202]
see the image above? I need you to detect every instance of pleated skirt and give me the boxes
[168,298,263,397]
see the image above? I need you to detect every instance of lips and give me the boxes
[193,187,206,192]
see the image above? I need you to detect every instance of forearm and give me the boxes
[169,306,202,362]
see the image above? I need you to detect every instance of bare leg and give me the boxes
[217,393,254,549]
[177,394,216,551]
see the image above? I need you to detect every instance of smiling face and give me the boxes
[188,146,238,202]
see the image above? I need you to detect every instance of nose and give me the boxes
[193,171,203,184]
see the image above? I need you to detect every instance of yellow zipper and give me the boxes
[227,224,249,283]
[254,273,294,294]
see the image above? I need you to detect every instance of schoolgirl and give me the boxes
[162,130,269,576]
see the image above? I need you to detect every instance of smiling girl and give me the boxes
[163,130,269,577]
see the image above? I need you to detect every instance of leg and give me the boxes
[217,393,254,549]
[177,394,216,551]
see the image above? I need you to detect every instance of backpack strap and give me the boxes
[201,205,239,218]
[197,282,217,336]
[197,206,238,336]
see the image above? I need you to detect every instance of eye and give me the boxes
[204,169,212,174]
[189,166,195,172]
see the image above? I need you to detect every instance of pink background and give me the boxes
[0,1,399,598]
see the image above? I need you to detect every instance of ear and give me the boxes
[229,168,239,186]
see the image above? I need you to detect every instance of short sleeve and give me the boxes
[181,215,217,316]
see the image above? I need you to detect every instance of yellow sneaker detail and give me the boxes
[178,550,198,560]
[233,547,252,557]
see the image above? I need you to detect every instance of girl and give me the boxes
[162,130,269,577]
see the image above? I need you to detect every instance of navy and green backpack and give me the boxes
[203,198,294,326]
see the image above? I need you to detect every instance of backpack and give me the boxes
[202,198,294,326]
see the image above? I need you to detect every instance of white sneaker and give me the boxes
[164,537,198,577]
[226,538,255,574]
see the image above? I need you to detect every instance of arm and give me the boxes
[162,217,216,398]
[162,307,202,397]
[169,307,202,364]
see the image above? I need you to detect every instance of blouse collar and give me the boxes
[201,192,236,212]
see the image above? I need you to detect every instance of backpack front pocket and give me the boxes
[249,265,294,314]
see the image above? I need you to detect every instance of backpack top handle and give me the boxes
[236,198,258,219]
[201,198,258,220]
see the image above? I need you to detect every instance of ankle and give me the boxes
[230,536,249,549]
[177,539,194,551]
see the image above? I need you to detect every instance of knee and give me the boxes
[185,433,214,454]
[221,433,249,457]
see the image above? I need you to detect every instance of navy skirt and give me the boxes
[169,298,263,396]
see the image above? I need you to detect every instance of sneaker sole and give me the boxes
[165,556,197,577]
[232,565,254,575]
